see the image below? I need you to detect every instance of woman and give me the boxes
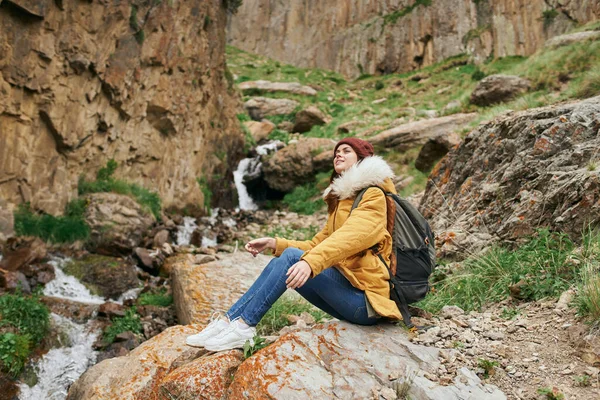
[186,137,401,352]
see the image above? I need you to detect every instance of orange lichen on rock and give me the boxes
[158,350,243,400]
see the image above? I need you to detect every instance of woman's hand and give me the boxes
[286,260,312,289]
[244,237,276,257]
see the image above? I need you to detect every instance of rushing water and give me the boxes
[43,257,105,304]
[176,216,198,246]
[18,314,99,400]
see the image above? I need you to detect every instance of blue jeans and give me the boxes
[226,248,378,326]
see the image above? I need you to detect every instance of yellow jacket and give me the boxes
[275,156,401,320]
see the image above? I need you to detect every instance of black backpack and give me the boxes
[350,186,436,328]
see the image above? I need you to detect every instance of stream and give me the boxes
[12,140,281,398]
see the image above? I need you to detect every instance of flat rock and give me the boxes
[238,80,317,96]
[228,321,506,399]
[171,251,273,325]
[545,31,600,49]
[369,114,476,151]
[244,97,299,121]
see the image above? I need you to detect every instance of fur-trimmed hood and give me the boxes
[323,156,395,200]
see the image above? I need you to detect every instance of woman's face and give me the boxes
[333,144,359,174]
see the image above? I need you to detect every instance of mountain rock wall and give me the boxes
[0,0,244,216]
[227,0,600,78]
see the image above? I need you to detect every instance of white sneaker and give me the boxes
[203,320,256,352]
[186,317,230,347]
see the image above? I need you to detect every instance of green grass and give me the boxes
[78,159,161,220]
[256,297,329,336]
[103,307,143,343]
[14,201,90,243]
[0,293,50,377]
[418,229,579,313]
[137,288,173,307]
[227,20,600,200]
[282,184,324,215]
[574,229,600,325]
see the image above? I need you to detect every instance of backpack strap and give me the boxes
[350,186,415,329]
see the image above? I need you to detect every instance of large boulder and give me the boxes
[66,325,206,400]
[63,254,139,300]
[67,321,505,399]
[171,251,273,325]
[292,106,330,133]
[0,237,47,271]
[84,192,156,256]
[415,132,461,172]
[238,80,317,96]
[227,321,504,399]
[470,75,530,107]
[244,97,299,121]
[421,96,600,258]
[262,138,336,193]
[369,114,476,151]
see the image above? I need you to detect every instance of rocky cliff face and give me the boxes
[420,96,600,258]
[0,0,244,216]
[227,0,600,78]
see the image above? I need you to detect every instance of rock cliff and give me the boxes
[0,0,244,216]
[227,0,600,78]
[420,96,600,258]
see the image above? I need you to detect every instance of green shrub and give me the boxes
[419,230,578,313]
[471,68,486,81]
[0,293,50,377]
[223,0,243,15]
[541,9,559,28]
[137,288,173,307]
[103,307,143,343]
[282,184,324,215]
[14,202,90,244]
[256,297,328,336]
[0,333,31,377]
[0,293,50,345]
[375,81,385,90]
[79,159,161,219]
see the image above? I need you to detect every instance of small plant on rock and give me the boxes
[103,307,143,344]
[538,386,565,400]
[243,335,268,359]
[573,374,591,387]
[477,358,499,378]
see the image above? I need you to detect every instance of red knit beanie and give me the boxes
[334,137,374,160]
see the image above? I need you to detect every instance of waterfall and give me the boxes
[234,158,260,211]
[234,140,283,211]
